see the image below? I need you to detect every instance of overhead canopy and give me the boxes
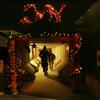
[75,0,100,34]
[74,0,100,49]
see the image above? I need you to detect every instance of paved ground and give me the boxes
[18,67,96,100]
[0,94,56,100]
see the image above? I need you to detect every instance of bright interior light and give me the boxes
[29,43,69,76]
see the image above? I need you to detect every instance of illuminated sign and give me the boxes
[21,3,66,23]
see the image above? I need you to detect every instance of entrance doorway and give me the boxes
[29,42,69,76]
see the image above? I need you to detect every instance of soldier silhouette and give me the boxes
[39,46,49,76]
[48,50,55,71]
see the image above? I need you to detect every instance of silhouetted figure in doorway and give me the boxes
[39,46,49,76]
[49,50,55,71]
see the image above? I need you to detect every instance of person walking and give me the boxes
[48,50,55,71]
[39,46,49,76]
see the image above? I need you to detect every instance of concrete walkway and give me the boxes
[0,94,56,100]
[19,66,96,100]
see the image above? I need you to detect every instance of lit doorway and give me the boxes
[29,42,69,76]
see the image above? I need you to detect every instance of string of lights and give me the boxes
[21,3,66,23]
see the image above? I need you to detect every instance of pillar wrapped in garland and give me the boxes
[69,33,82,93]
[8,39,18,95]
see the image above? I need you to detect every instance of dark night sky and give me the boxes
[0,0,97,33]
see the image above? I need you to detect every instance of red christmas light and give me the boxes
[58,36,71,42]
[45,4,66,22]
[75,43,79,48]
[35,11,44,20]
[21,16,33,23]
[19,35,29,41]
[21,3,66,23]
[23,3,36,12]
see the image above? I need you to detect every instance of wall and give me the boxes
[85,74,100,100]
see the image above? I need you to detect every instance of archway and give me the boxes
[29,42,69,76]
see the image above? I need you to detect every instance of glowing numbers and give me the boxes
[21,3,66,23]
[45,4,66,22]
